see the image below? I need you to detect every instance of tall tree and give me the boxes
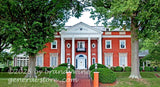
[90,0,159,79]
[0,0,84,78]
[141,31,160,61]
[0,52,13,66]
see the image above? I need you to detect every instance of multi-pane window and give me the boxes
[120,40,126,49]
[16,57,29,67]
[67,58,70,64]
[50,56,57,67]
[78,41,85,49]
[36,56,43,67]
[92,58,96,65]
[105,53,113,67]
[119,53,127,66]
[106,40,111,49]
[51,40,57,49]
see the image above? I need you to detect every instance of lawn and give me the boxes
[114,72,160,87]
[0,72,159,87]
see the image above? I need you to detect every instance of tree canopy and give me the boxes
[140,31,160,61]
[0,0,84,56]
[90,0,160,79]
[0,0,85,78]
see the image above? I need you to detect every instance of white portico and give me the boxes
[60,22,103,69]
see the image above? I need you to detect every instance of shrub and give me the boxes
[13,66,20,72]
[0,68,2,72]
[89,64,107,71]
[150,67,154,71]
[42,67,48,72]
[156,67,160,72]
[139,67,143,71]
[110,67,115,71]
[49,66,75,81]
[47,67,53,71]
[144,67,150,72]
[58,63,75,70]
[115,66,123,72]
[35,66,40,71]
[125,67,131,72]
[23,66,28,72]
[90,68,116,83]
[2,67,9,72]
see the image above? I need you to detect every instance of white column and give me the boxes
[72,37,75,66]
[61,37,65,64]
[98,37,102,64]
[88,37,91,68]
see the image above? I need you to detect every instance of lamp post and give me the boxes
[95,63,97,72]
[68,63,70,72]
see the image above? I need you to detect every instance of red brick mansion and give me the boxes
[14,22,131,69]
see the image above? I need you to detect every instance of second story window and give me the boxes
[51,40,57,49]
[106,40,111,49]
[77,41,85,52]
[78,41,85,49]
[120,40,126,49]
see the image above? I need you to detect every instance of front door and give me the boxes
[77,58,85,69]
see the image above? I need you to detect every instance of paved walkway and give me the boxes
[72,70,92,87]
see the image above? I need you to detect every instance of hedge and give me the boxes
[42,67,48,72]
[1,67,9,72]
[139,67,143,71]
[125,67,131,72]
[49,66,75,81]
[58,63,75,70]
[12,66,20,72]
[47,67,53,71]
[110,67,115,71]
[90,68,116,83]
[89,64,107,71]
[144,67,151,72]
[23,66,28,72]
[115,66,123,72]
[157,67,160,71]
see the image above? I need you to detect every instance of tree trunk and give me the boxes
[25,54,37,78]
[129,18,142,79]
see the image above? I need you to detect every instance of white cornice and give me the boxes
[102,35,131,38]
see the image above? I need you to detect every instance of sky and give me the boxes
[65,11,103,26]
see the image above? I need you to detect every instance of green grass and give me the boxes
[115,72,158,78]
[113,78,160,87]
[0,72,160,87]
[113,72,160,87]
[0,78,58,87]
[0,72,50,78]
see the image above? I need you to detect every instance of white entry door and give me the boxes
[77,58,85,69]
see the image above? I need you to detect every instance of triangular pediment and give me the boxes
[61,22,102,34]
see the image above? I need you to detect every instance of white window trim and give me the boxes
[92,57,96,65]
[77,41,85,48]
[92,43,96,48]
[51,40,57,49]
[119,53,128,67]
[120,40,126,49]
[104,53,113,67]
[36,53,44,67]
[67,58,70,64]
[105,40,112,49]
[67,43,71,48]
[50,56,58,67]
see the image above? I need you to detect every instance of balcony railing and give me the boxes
[76,48,86,52]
